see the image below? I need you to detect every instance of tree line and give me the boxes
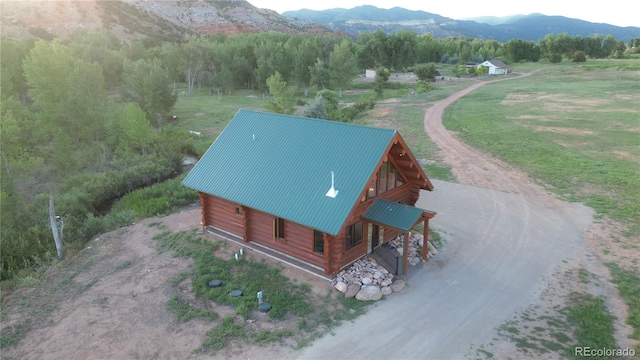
[1,27,636,280]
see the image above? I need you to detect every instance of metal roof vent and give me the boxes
[325,171,339,198]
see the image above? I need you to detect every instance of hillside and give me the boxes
[283,6,640,42]
[0,0,330,42]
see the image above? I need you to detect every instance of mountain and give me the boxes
[0,0,330,42]
[2,1,637,44]
[283,6,640,42]
[463,14,537,26]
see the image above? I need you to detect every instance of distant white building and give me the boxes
[477,60,510,75]
[365,69,376,79]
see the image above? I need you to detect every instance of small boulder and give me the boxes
[335,281,348,293]
[355,285,383,301]
[361,277,373,285]
[390,280,406,292]
[380,286,393,296]
[345,283,360,298]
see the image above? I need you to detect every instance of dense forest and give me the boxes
[1,28,638,281]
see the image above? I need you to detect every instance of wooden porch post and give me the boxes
[421,216,430,260]
[403,230,409,279]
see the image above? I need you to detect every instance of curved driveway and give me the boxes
[292,73,594,359]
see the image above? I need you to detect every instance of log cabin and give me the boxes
[182,110,436,278]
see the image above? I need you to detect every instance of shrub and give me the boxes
[571,51,587,63]
[549,53,563,63]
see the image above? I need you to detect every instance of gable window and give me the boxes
[366,160,405,200]
[366,177,377,200]
[345,221,363,251]
[314,230,324,254]
[378,162,388,194]
[274,217,285,240]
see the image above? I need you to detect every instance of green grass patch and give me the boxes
[172,89,265,137]
[476,348,494,358]
[252,329,293,344]
[113,260,132,271]
[0,323,30,348]
[199,316,245,353]
[565,292,616,354]
[165,294,218,322]
[605,263,640,341]
[110,174,199,220]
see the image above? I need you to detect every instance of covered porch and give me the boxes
[362,199,436,279]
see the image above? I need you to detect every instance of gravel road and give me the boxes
[291,72,595,359]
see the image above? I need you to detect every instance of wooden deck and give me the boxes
[206,226,333,282]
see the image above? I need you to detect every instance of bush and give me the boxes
[330,98,376,123]
[571,51,587,63]
[415,80,437,94]
[110,174,198,219]
[301,98,327,119]
[549,53,563,63]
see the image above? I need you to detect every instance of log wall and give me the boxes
[202,195,244,237]
[246,208,324,269]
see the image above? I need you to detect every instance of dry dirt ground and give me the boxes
[1,207,332,360]
[2,72,637,360]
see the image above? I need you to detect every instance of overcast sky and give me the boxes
[248,0,638,28]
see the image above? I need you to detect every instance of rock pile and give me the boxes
[332,233,439,301]
[389,233,438,266]
[332,256,404,301]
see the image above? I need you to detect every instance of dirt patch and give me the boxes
[0,209,331,360]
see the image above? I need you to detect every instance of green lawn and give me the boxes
[443,60,640,228]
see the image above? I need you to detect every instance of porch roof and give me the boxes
[362,199,425,231]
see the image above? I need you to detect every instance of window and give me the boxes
[345,221,363,250]
[366,177,377,200]
[366,161,405,201]
[396,171,405,187]
[388,163,397,190]
[314,230,324,254]
[236,207,242,214]
[378,162,388,194]
[274,217,285,239]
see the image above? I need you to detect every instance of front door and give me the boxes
[371,224,379,251]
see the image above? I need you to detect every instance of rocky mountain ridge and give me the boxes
[0,0,330,42]
[283,6,640,42]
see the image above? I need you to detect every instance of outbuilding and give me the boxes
[477,60,510,75]
[182,110,436,278]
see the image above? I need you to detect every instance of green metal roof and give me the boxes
[182,109,397,236]
[362,199,425,231]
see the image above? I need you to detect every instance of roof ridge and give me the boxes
[237,109,398,133]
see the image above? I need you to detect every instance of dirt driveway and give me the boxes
[288,73,632,359]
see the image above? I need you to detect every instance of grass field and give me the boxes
[441,59,640,351]
[443,60,640,229]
